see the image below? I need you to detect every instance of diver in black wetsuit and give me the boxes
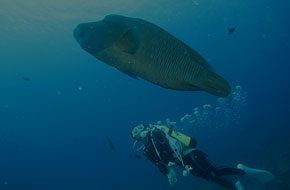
[131,124,246,190]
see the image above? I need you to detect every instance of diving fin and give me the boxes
[237,163,275,183]
[116,26,139,54]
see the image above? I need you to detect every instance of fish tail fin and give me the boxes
[202,71,231,97]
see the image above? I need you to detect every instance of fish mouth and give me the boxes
[73,20,126,55]
[73,23,93,52]
[73,24,82,42]
[73,22,109,54]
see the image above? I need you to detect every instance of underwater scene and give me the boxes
[0,0,290,189]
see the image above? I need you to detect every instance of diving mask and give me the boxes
[131,124,149,141]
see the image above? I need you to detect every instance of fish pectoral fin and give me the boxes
[116,26,139,54]
[116,67,139,80]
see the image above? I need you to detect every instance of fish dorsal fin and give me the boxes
[116,26,139,54]
[180,41,212,70]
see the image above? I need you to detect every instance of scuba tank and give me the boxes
[156,125,197,148]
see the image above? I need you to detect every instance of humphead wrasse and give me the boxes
[74,14,231,97]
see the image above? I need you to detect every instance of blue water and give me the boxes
[0,0,289,189]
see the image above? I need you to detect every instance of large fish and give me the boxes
[74,14,231,97]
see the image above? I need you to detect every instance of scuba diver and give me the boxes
[131,124,274,190]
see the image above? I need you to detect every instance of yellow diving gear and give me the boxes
[156,125,196,147]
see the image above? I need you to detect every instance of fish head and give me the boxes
[73,15,135,54]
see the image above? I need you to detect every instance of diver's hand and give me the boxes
[167,167,177,185]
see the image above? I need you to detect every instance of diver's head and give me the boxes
[131,124,149,142]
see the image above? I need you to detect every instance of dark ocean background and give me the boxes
[0,0,289,189]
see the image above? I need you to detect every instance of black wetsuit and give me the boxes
[143,128,246,190]
[143,128,175,176]
[183,150,246,190]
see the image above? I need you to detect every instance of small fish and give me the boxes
[134,154,141,160]
[228,27,235,35]
[107,139,114,150]
[23,77,31,81]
